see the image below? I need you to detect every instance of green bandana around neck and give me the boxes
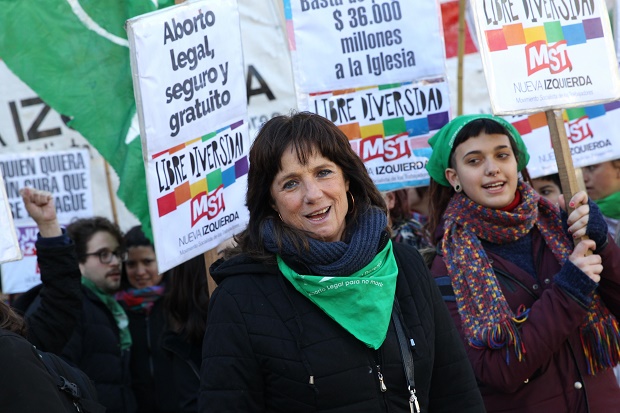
[278,240,398,349]
[594,191,620,220]
[82,277,132,350]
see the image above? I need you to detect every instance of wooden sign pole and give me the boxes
[457,0,466,116]
[545,109,588,246]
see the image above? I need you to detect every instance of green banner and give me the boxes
[0,0,174,238]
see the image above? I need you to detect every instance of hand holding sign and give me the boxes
[20,187,62,238]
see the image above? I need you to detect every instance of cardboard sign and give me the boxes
[285,0,446,93]
[472,0,620,114]
[127,0,250,272]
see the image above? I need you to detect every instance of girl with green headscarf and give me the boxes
[425,114,620,413]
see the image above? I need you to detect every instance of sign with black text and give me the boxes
[127,0,250,272]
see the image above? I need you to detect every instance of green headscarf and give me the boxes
[426,114,530,187]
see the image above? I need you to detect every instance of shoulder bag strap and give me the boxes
[392,301,421,413]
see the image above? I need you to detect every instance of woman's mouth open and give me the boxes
[306,206,330,221]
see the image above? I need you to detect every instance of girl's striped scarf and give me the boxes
[442,181,620,373]
[115,285,165,315]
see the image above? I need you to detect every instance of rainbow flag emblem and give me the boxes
[153,121,248,218]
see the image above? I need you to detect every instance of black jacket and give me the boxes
[59,287,137,413]
[199,242,484,412]
[162,330,202,413]
[0,329,68,413]
[13,238,82,354]
[122,298,178,413]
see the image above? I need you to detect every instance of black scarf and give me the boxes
[262,206,387,276]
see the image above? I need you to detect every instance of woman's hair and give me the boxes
[230,112,386,260]
[120,225,156,290]
[388,189,410,223]
[428,118,524,240]
[123,225,153,249]
[163,254,209,346]
[0,300,27,337]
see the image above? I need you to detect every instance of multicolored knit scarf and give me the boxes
[442,181,620,373]
[115,285,165,315]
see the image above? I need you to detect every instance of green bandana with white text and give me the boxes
[278,240,398,349]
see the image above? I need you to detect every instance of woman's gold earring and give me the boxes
[347,191,355,214]
[454,184,462,193]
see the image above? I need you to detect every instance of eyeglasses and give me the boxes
[84,248,127,264]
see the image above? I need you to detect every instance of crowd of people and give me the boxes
[2,112,620,413]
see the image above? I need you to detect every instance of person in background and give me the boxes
[61,217,136,413]
[115,226,176,413]
[406,186,430,224]
[0,299,71,413]
[582,160,620,239]
[13,187,82,354]
[530,173,562,205]
[383,189,432,249]
[426,114,620,413]
[161,254,209,413]
[200,112,484,412]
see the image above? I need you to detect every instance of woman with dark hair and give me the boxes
[425,114,620,412]
[161,254,209,413]
[115,226,173,413]
[199,112,484,412]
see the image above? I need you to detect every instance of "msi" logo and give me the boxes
[525,40,572,76]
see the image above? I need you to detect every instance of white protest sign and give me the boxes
[472,0,620,115]
[0,60,139,231]
[0,172,21,265]
[508,102,620,178]
[285,0,446,93]
[240,0,297,137]
[0,148,93,293]
[0,149,92,224]
[306,79,451,190]
[128,0,250,273]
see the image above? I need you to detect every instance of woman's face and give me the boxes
[582,161,620,200]
[270,147,350,242]
[531,177,561,205]
[124,246,162,289]
[445,132,518,209]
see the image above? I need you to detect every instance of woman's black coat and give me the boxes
[199,243,485,412]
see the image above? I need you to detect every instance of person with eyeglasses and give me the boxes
[64,216,137,413]
[17,207,137,413]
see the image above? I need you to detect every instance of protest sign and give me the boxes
[510,101,620,178]
[307,79,450,190]
[0,60,139,230]
[0,172,21,265]
[285,0,445,94]
[471,0,620,115]
[284,0,449,190]
[240,0,297,137]
[127,0,249,273]
[0,148,93,293]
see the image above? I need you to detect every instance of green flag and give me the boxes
[0,0,174,238]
